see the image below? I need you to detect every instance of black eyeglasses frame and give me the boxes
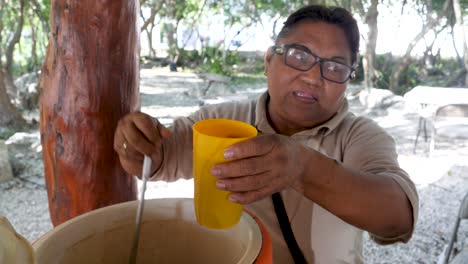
[271,44,356,84]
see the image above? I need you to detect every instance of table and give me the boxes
[403,86,468,152]
[404,86,468,106]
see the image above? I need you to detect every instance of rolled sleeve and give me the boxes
[151,116,196,182]
[341,116,419,244]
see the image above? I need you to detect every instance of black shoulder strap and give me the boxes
[272,192,307,264]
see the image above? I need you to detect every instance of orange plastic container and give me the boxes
[193,119,257,229]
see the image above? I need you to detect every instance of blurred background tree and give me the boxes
[0,0,49,128]
[1,0,467,129]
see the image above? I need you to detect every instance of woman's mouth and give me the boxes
[293,90,318,103]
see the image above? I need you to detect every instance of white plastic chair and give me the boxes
[443,191,468,264]
[413,104,439,153]
[429,104,468,155]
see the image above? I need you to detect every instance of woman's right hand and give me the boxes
[113,112,172,177]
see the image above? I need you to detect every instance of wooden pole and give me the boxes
[39,0,140,226]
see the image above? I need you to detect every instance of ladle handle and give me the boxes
[129,155,152,264]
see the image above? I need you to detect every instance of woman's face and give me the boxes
[264,21,354,136]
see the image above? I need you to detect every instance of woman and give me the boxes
[114,5,418,263]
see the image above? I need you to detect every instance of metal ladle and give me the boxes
[129,155,152,264]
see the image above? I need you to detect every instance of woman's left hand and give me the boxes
[211,134,309,204]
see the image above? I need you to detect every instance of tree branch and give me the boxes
[5,0,25,76]
[180,0,208,48]
[140,1,163,32]
[0,0,6,67]
[30,0,49,33]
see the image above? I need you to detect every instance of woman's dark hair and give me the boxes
[277,5,360,65]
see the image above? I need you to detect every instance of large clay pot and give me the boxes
[33,198,272,264]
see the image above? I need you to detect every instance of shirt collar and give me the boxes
[254,91,349,136]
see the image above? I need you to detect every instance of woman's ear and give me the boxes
[350,53,360,80]
[264,47,274,75]
[353,53,360,69]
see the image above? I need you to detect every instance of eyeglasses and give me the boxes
[271,44,356,84]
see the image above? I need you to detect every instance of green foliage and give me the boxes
[235,57,266,75]
[200,46,226,74]
[1,0,50,78]
[0,127,16,140]
[367,54,465,95]
[176,44,271,77]
[352,56,365,84]
[373,55,392,92]
[1,0,467,91]
[398,62,421,95]
[176,49,202,68]
[177,46,242,76]
[230,73,266,86]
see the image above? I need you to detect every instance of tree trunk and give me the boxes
[0,0,26,128]
[40,0,140,226]
[453,0,468,86]
[388,36,425,93]
[164,0,181,69]
[165,21,180,64]
[350,0,378,90]
[4,0,25,97]
[0,70,25,127]
[140,1,161,58]
[363,0,378,89]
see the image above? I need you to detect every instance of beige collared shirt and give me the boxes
[154,92,419,264]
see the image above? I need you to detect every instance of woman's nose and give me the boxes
[300,63,323,85]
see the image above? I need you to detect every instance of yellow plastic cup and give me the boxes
[193,119,257,229]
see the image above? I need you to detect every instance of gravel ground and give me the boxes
[1,69,468,263]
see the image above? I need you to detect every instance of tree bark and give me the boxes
[0,70,25,127]
[40,0,140,226]
[363,0,379,89]
[164,0,182,68]
[140,2,161,58]
[452,0,468,86]
[5,0,25,97]
[350,0,379,91]
[0,0,27,128]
